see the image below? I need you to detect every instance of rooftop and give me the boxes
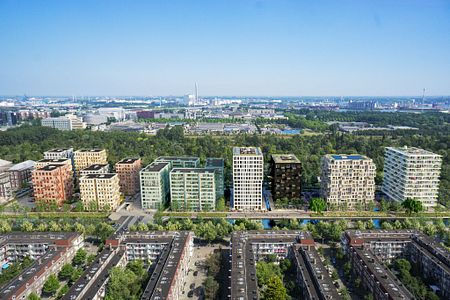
[327,154,370,161]
[75,149,105,153]
[8,160,35,171]
[156,156,200,162]
[37,164,65,171]
[117,157,140,164]
[82,173,116,179]
[38,158,70,163]
[170,167,215,174]
[205,158,224,168]
[233,147,263,156]
[386,146,440,157]
[45,148,72,153]
[81,164,109,171]
[142,162,170,172]
[271,154,301,164]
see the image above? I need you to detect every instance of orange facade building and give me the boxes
[115,158,141,196]
[32,163,73,205]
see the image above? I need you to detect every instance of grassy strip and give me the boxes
[0,212,109,219]
[160,211,228,218]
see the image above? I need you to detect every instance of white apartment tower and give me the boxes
[320,154,376,210]
[382,146,441,209]
[232,147,264,211]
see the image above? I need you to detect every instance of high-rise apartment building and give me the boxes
[79,164,109,176]
[32,164,73,205]
[79,173,121,211]
[205,158,225,199]
[170,168,216,211]
[232,147,264,211]
[73,149,108,175]
[155,156,200,169]
[320,154,376,210]
[43,148,74,160]
[140,162,170,210]
[8,160,35,191]
[115,158,141,196]
[382,146,441,209]
[270,154,302,201]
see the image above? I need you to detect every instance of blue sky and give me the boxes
[0,0,449,96]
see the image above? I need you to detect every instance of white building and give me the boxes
[232,147,264,211]
[382,146,442,209]
[41,115,86,131]
[43,148,74,160]
[320,154,376,210]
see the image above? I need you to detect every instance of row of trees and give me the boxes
[104,260,148,300]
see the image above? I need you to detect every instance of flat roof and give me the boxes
[45,148,72,153]
[37,164,66,171]
[329,154,368,160]
[117,158,140,164]
[156,156,200,161]
[233,147,262,156]
[75,149,105,153]
[38,158,70,163]
[271,154,300,164]
[205,158,224,168]
[170,167,215,174]
[82,173,116,179]
[142,162,170,172]
[81,164,109,171]
[386,146,440,157]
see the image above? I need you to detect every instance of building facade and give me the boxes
[32,164,74,205]
[80,173,121,211]
[0,172,12,202]
[320,154,376,210]
[270,154,302,201]
[43,148,74,160]
[232,147,264,211]
[115,158,141,196]
[140,162,170,210]
[73,149,108,174]
[382,146,442,209]
[170,168,216,211]
[205,158,225,199]
[8,160,35,191]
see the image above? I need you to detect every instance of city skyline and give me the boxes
[1,0,449,96]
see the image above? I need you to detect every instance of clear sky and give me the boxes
[0,0,449,96]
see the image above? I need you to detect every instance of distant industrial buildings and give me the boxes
[382,146,442,209]
[270,154,302,201]
[41,114,86,131]
[232,147,264,211]
[321,154,376,210]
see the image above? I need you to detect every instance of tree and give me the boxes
[105,267,139,300]
[204,276,219,299]
[28,292,41,300]
[0,219,12,233]
[216,197,226,211]
[262,275,288,300]
[94,222,114,241]
[310,198,326,213]
[402,198,423,214]
[57,284,69,299]
[58,263,75,281]
[21,220,33,232]
[42,274,60,296]
[72,248,87,266]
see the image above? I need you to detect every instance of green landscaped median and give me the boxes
[160,211,228,218]
[0,212,110,219]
